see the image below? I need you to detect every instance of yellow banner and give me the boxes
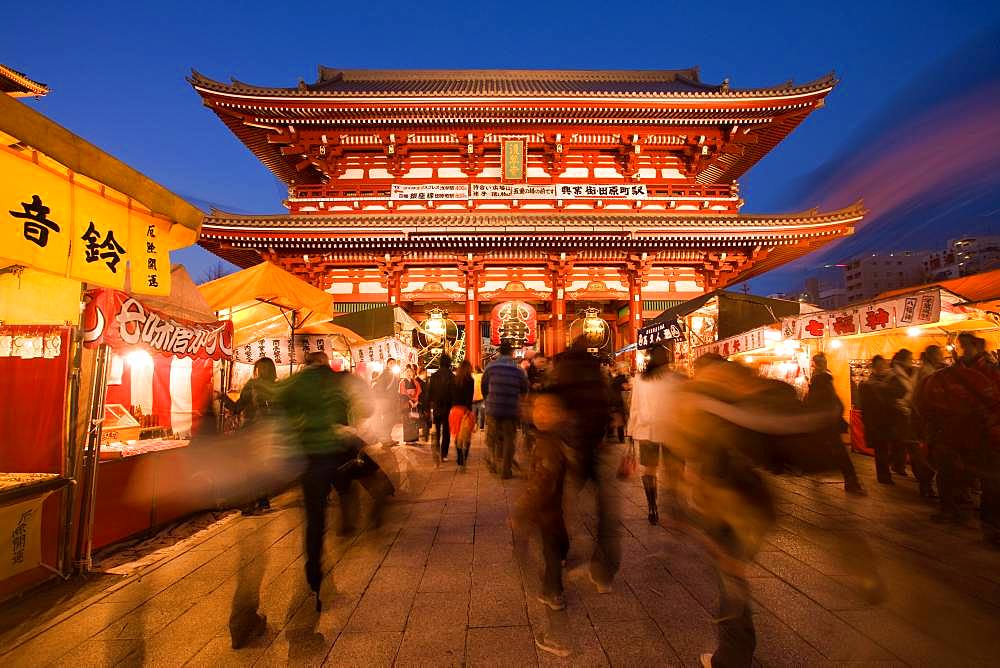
[129,210,171,296]
[0,149,72,277]
[0,493,49,581]
[1,147,177,294]
[69,184,130,290]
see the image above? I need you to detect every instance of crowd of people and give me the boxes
[212,329,998,664]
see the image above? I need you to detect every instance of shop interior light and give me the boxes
[764,329,782,342]
[744,355,754,363]
[126,349,154,370]
[906,326,921,337]
[370,361,384,374]
[830,339,843,349]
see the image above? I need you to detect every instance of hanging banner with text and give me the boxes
[0,492,50,582]
[350,336,418,367]
[637,318,685,348]
[82,289,233,360]
[782,290,942,340]
[234,335,351,366]
[691,326,771,360]
[389,182,649,201]
[0,147,173,294]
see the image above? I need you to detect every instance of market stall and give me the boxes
[690,282,1000,454]
[0,88,203,595]
[199,261,364,413]
[82,275,234,548]
[333,305,419,377]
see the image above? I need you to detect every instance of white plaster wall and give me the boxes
[368,168,393,179]
[358,282,388,294]
[337,168,365,179]
[402,167,434,178]
[326,282,355,295]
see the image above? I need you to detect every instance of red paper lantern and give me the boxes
[490,301,536,346]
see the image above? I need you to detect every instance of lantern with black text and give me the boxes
[489,301,537,348]
[568,306,610,353]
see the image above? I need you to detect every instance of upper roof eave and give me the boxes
[201,200,865,232]
[0,64,49,97]
[188,68,837,102]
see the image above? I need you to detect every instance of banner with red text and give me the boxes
[83,289,233,360]
[782,290,941,340]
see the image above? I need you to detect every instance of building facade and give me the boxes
[190,67,862,364]
[845,251,929,304]
[926,235,1000,280]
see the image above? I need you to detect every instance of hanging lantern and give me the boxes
[490,300,537,348]
[417,308,459,368]
[568,306,610,353]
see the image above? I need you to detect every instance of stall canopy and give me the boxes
[877,267,1000,310]
[644,290,803,343]
[198,261,361,347]
[333,305,418,341]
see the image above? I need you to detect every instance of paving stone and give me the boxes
[593,618,679,666]
[750,577,894,662]
[754,550,870,610]
[344,590,415,633]
[324,631,401,667]
[469,585,527,627]
[466,626,538,667]
[836,608,965,668]
[407,591,470,631]
[395,626,466,667]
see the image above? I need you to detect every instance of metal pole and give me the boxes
[58,288,86,576]
[74,343,110,573]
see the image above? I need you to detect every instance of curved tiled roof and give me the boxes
[203,201,863,229]
[0,64,48,97]
[189,67,836,100]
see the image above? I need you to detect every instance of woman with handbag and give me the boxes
[627,345,684,525]
[399,365,422,444]
[449,360,476,470]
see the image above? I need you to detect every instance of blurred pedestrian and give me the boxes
[806,353,866,495]
[887,349,934,495]
[628,345,685,524]
[399,365,421,443]
[415,367,431,442]
[608,363,630,443]
[450,360,476,470]
[219,357,280,514]
[483,342,528,478]
[919,333,1000,542]
[548,337,618,592]
[428,354,454,462]
[278,351,384,608]
[372,358,400,446]
[859,355,898,484]
[472,364,485,430]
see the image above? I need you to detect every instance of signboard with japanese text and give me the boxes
[557,183,648,199]
[82,289,233,360]
[390,183,467,201]
[70,186,130,289]
[781,290,942,340]
[234,335,349,366]
[387,182,649,201]
[349,336,417,367]
[501,139,526,182]
[691,326,770,360]
[0,493,50,582]
[130,212,172,296]
[1,147,174,294]
[1,149,72,277]
[636,319,685,348]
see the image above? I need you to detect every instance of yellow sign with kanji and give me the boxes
[0,493,49,581]
[70,184,130,290]
[0,149,72,277]
[129,210,171,296]
[1,146,175,294]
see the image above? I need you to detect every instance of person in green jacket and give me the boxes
[278,351,389,608]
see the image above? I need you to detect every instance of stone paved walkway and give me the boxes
[2,435,999,667]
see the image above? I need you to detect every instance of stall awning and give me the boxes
[648,290,802,339]
[877,267,1000,309]
[198,261,360,346]
[332,305,418,341]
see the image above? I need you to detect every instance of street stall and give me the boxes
[333,305,419,376]
[688,277,1000,454]
[0,87,202,596]
[637,289,805,370]
[198,260,363,397]
[81,269,234,549]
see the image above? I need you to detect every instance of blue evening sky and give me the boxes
[7,1,999,286]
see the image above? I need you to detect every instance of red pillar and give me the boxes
[627,271,643,347]
[465,279,480,367]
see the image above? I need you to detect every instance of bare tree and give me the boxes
[200,261,230,284]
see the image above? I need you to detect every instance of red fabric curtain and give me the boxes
[0,327,71,473]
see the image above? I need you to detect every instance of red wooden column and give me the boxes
[379,254,404,306]
[459,255,484,367]
[547,253,574,355]
[623,253,652,350]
